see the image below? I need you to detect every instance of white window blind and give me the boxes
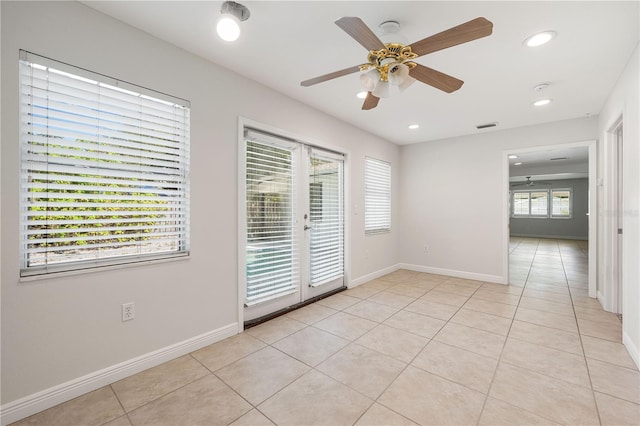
[19,51,190,277]
[308,148,344,286]
[364,157,391,234]
[512,190,549,217]
[245,131,299,304]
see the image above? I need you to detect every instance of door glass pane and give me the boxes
[245,139,299,303]
[308,150,344,286]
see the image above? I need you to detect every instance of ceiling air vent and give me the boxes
[550,157,568,161]
[476,122,498,129]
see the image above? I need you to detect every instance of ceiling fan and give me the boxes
[511,177,552,187]
[301,16,493,110]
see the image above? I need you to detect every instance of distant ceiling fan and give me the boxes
[511,177,552,187]
[301,16,493,110]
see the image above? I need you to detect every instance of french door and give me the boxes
[243,129,345,321]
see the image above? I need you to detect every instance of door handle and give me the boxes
[304,225,312,231]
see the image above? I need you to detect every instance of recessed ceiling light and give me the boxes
[533,99,552,107]
[508,155,519,159]
[356,91,368,99]
[408,124,419,130]
[514,162,523,166]
[524,31,556,47]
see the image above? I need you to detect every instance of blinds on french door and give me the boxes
[308,149,344,286]
[245,131,299,303]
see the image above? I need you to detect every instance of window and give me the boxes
[551,189,572,218]
[19,51,190,277]
[364,157,391,234]
[512,190,548,217]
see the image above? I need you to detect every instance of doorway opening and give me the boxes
[503,141,597,297]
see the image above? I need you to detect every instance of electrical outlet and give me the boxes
[423,245,429,253]
[122,302,135,321]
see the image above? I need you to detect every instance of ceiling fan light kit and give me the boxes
[216,1,250,42]
[301,16,493,110]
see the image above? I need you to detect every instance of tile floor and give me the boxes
[12,238,640,426]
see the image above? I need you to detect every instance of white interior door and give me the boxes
[243,129,345,322]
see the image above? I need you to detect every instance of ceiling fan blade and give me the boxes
[408,17,493,57]
[335,17,386,51]
[362,92,380,110]
[301,65,362,87]
[409,64,464,93]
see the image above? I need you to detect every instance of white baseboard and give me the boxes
[398,263,505,284]
[349,264,401,287]
[1,323,238,425]
[623,331,640,370]
[510,233,588,241]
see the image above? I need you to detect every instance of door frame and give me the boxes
[236,117,351,332]
[502,140,597,297]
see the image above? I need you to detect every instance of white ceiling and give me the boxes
[82,1,639,145]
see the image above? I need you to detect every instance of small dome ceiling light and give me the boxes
[217,1,250,42]
[533,99,552,107]
[508,155,519,159]
[514,162,523,166]
[524,31,557,47]
[408,124,420,130]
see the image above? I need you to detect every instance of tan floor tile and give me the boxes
[313,311,378,341]
[215,346,309,405]
[450,308,512,336]
[587,358,640,404]
[344,300,399,322]
[412,341,498,393]
[479,397,561,426]
[501,338,591,388]
[102,415,132,426]
[111,355,209,412]
[378,366,485,425]
[573,295,605,310]
[481,283,524,296]
[594,392,640,426]
[420,290,469,307]
[578,318,622,342]
[272,326,349,366]
[127,375,251,426]
[489,363,599,425]
[245,316,307,344]
[515,307,578,333]
[315,293,360,310]
[385,283,434,298]
[258,370,372,426]
[525,281,569,294]
[522,288,572,305]
[379,270,419,283]
[471,289,520,306]
[285,303,337,324]
[383,310,446,338]
[355,403,418,426]
[434,322,506,359]
[433,282,478,297]
[356,324,428,363]
[342,285,382,299]
[404,299,459,321]
[581,335,638,369]
[463,298,517,319]
[575,305,622,325]
[508,320,582,355]
[442,277,483,288]
[518,296,575,317]
[317,343,405,398]
[11,387,124,426]
[229,409,275,426]
[192,333,266,372]
[367,291,415,309]
[359,278,395,291]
